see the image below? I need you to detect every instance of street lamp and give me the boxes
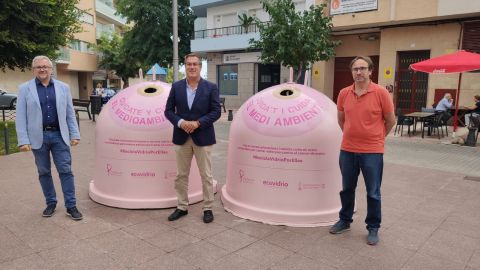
[172,0,179,82]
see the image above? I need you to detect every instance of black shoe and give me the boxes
[42,204,56,217]
[66,207,83,221]
[203,210,214,223]
[168,209,188,221]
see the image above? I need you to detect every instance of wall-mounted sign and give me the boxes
[330,0,378,15]
[383,67,392,79]
[224,52,262,64]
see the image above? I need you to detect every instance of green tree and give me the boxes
[0,0,82,71]
[115,0,195,67]
[166,66,184,83]
[92,33,144,88]
[250,0,340,82]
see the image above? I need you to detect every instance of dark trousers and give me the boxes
[338,150,383,229]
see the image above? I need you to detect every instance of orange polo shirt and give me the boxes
[337,82,394,153]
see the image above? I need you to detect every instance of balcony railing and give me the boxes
[194,22,265,40]
[56,47,70,63]
[95,0,127,25]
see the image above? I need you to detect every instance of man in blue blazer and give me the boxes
[16,55,83,220]
[165,53,221,223]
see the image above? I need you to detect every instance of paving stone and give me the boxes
[270,254,336,270]
[205,228,257,252]
[418,229,480,265]
[235,240,294,268]
[0,254,47,270]
[401,253,465,270]
[171,240,229,269]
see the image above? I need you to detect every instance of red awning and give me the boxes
[409,50,480,132]
[410,50,480,73]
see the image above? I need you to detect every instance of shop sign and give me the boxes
[330,0,378,15]
[224,52,261,64]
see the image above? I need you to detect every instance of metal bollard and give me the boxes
[3,121,9,155]
[228,109,233,121]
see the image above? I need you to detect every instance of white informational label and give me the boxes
[223,52,262,64]
[330,0,378,15]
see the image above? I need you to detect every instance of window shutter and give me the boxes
[462,21,480,54]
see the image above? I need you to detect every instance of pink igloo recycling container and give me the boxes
[221,83,342,226]
[89,81,217,209]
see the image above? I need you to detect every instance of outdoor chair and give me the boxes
[394,109,414,136]
[422,113,444,139]
[438,111,451,137]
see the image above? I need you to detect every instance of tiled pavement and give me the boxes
[1,113,479,270]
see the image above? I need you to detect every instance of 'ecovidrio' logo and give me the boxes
[262,179,289,188]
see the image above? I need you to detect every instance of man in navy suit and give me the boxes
[16,55,83,220]
[165,53,221,223]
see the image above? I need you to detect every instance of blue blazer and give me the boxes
[16,78,80,149]
[165,78,221,146]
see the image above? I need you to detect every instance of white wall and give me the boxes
[206,0,307,28]
[0,69,33,93]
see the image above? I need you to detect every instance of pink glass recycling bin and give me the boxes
[89,81,217,209]
[221,83,342,227]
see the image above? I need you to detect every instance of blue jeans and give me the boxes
[32,131,76,208]
[338,150,383,229]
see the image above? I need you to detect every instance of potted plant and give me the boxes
[238,13,255,34]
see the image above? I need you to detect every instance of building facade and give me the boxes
[191,0,480,111]
[0,0,126,99]
[191,0,315,108]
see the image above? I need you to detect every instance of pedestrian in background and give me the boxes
[93,82,104,96]
[464,95,480,127]
[164,53,221,223]
[329,56,396,245]
[435,93,454,120]
[16,55,83,220]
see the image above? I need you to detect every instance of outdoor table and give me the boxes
[452,106,471,127]
[404,112,435,137]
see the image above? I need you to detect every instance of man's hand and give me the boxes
[19,144,32,151]
[70,139,80,146]
[180,120,200,134]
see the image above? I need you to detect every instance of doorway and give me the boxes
[333,56,379,103]
[395,50,430,113]
[257,64,280,91]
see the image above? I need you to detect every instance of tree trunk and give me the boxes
[295,67,303,83]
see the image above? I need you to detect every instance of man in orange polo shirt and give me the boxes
[329,56,396,245]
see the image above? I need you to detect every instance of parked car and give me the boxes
[0,89,17,109]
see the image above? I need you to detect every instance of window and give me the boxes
[70,40,81,51]
[69,39,94,54]
[96,23,115,39]
[218,65,238,95]
[462,21,480,54]
[79,12,94,25]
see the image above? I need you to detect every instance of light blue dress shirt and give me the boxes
[177,82,197,127]
[435,97,453,111]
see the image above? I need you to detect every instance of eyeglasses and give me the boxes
[33,66,52,70]
[352,67,369,72]
[186,62,200,67]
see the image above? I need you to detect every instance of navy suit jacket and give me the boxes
[165,78,221,146]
